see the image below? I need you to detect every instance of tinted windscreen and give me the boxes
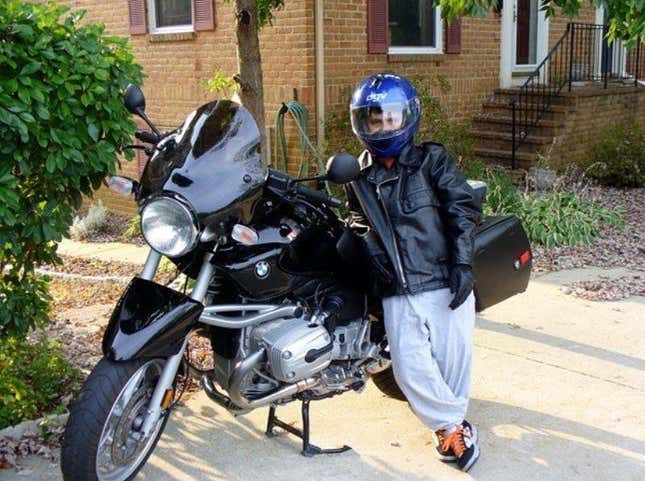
[139,100,266,220]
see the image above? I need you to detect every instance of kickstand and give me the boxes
[265,399,352,457]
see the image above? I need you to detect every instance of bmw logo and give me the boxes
[255,261,271,279]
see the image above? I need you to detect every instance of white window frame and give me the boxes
[147,0,194,34]
[388,4,443,55]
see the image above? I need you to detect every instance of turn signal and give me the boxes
[232,224,259,245]
[518,250,531,266]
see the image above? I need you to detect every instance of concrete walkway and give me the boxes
[3,262,644,481]
[57,238,150,264]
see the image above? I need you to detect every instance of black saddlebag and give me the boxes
[473,215,532,312]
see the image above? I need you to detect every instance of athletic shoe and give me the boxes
[432,420,478,463]
[440,425,480,472]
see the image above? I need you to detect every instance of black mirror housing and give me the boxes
[325,153,361,184]
[124,84,146,115]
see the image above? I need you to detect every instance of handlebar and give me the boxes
[294,183,342,208]
[266,169,342,208]
[135,130,161,144]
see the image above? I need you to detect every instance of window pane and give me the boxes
[389,0,436,47]
[155,0,191,27]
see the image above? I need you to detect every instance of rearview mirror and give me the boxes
[124,84,146,116]
[325,153,360,184]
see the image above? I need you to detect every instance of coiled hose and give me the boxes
[274,101,332,195]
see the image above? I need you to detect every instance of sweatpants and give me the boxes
[382,288,476,431]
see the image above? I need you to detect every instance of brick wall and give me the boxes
[548,87,645,167]
[69,0,315,215]
[323,2,502,124]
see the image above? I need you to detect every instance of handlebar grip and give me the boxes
[295,184,342,208]
[135,130,160,144]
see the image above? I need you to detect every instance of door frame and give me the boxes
[500,0,550,87]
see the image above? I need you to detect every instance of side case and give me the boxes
[473,215,532,312]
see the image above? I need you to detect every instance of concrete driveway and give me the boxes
[3,267,644,481]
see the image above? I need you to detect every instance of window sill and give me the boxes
[387,53,447,64]
[149,31,196,42]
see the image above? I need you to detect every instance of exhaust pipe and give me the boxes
[202,348,320,412]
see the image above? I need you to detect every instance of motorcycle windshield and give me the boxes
[139,100,266,221]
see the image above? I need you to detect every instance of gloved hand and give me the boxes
[449,264,474,310]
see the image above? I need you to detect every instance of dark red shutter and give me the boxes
[127,0,147,35]
[445,19,462,54]
[368,0,388,54]
[194,0,216,31]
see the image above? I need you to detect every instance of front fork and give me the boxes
[139,249,215,437]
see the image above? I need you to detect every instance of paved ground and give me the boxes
[57,238,149,264]
[2,266,644,481]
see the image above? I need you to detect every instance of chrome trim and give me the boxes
[199,305,301,328]
[140,250,161,280]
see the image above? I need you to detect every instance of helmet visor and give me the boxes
[350,99,418,140]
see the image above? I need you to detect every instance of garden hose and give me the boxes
[274,101,331,195]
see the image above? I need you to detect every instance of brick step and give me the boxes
[472,129,554,144]
[482,99,572,119]
[471,114,564,137]
[493,88,573,106]
[474,147,536,169]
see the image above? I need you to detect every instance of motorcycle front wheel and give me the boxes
[61,357,170,481]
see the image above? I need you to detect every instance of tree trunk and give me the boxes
[234,0,267,161]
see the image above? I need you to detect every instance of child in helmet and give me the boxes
[347,73,481,471]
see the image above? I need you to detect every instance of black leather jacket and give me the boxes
[346,142,481,297]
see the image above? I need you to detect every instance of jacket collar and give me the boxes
[360,142,416,185]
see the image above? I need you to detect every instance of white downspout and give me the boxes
[315,0,325,147]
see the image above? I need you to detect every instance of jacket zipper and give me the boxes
[375,177,408,290]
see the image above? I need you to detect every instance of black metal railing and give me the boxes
[510,23,644,169]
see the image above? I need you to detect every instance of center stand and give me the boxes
[265,398,352,457]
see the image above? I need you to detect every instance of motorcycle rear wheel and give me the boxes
[371,366,407,402]
[61,357,170,481]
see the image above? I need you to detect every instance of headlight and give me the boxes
[141,196,198,257]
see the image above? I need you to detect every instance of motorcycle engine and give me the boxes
[249,317,333,383]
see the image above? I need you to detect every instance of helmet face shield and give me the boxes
[351,99,419,141]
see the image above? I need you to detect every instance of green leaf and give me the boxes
[87,123,100,142]
[20,62,41,76]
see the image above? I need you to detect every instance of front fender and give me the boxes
[102,277,203,361]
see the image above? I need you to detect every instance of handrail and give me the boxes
[509,22,644,169]
[509,24,572,169]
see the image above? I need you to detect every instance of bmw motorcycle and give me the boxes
[60,85,532,481]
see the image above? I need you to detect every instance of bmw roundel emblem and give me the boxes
[255,261,271,279]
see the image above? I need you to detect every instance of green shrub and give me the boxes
[463,160,624,247]
[70,200,107,240]
[0,336,81,429]
[583,123,645,187]
[0,1,142,337]
[123,214,142,239]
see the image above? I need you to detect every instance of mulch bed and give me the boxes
[74,209,145,245]
[530,186,644,301]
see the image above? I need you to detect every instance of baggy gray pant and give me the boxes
[382,288,476,431]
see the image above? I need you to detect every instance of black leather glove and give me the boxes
[449,264,474,310]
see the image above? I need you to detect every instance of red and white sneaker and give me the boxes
[440,423,480,472]
[433,421,479,467]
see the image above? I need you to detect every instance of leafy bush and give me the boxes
[582,123,645,187]
[123,214,142,239]
[70,201,107,240]
[0,336,81,429]
[463,160,624,247]
[0,1,142,337]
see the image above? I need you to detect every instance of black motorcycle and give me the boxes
[60,85,532,481]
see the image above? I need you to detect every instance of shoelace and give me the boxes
[441,426,467,458]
